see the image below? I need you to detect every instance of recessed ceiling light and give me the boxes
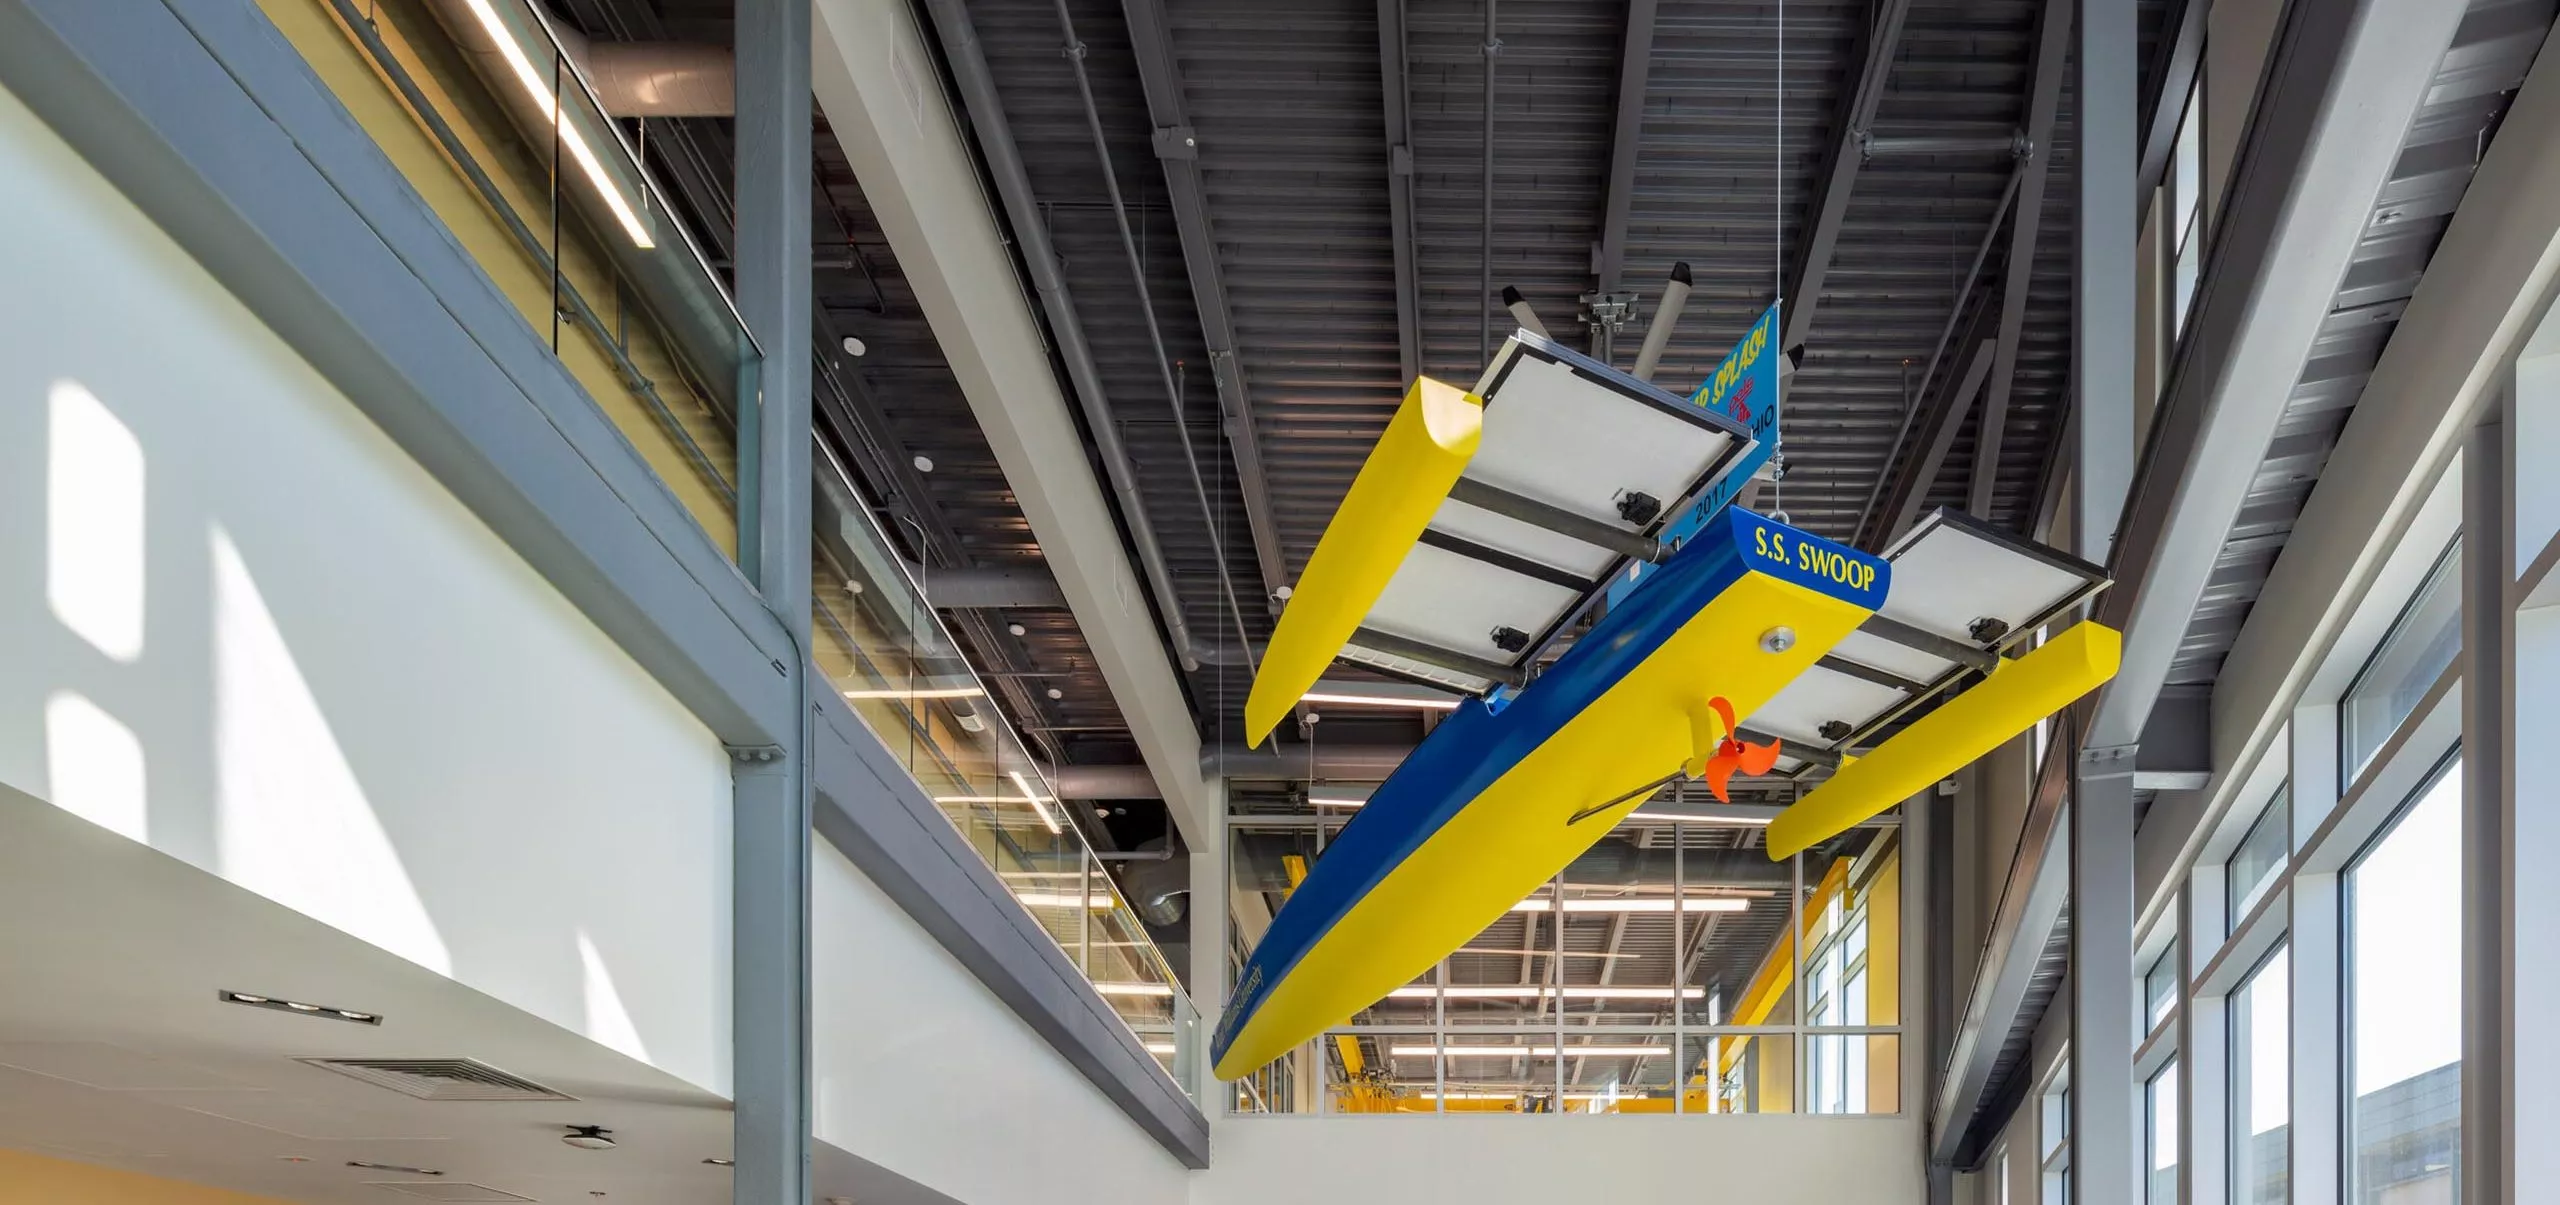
[912,454,934,473]
[1045,687,1064,700]
[219,990,381,1025]
[840,335,867,357]
[347,1161,442,1176]
[1007,623,1028,636]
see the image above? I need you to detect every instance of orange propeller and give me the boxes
[1698,696,1782,802]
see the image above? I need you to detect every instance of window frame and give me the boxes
[2337,537,2463,787]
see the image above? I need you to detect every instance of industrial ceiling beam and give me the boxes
[816,0,1211,842]
[1870,333,1997,548]
[1377,0,1422,382]
[1590,0,1661,336]
[1120,0,1291,610]
[1965,0,2070,519]
[1779,0,1914,353]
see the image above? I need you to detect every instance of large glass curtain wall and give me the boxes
[2079,456,2480,1205]
[1224,808,1907,1116]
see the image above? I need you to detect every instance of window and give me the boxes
[2341,542,2461,782]
[1807,906,1873,1114]
[1999,1145,2014,1205]
[2041,1078,2073,1205]
[2147,1064,2181,1205]
[2168,82,2206,333]
[2232,946,2292,1205]
[2144,939,2181,1034]
[2228,785,2292,933]
[2348,759,2463,1204]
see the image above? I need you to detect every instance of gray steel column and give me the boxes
[733,0,813,1202]
[2075,0,2137,564]
[2069,0,2139,1195]
[2461,414,2509,1205]
[2071,748,2139,1205]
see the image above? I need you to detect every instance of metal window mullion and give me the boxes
[1552,873,1566,1109]
[1674,815,1687,1114]
[2290,870,2343,1205]
[2464,411,2515,1205]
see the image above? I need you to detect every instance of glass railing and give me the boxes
[1224,810,1903,1116]
[810,442,1201,1094]
[260,0,752,557]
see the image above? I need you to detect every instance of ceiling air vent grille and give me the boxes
[299,1058,575,1102]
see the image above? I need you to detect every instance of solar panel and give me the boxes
[1738,507,2108,762]
[1342,330,1755,684]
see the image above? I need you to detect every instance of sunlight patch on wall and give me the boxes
[578,930,651,1064]
[43,691,148,842]
[47,380,146,662]
[211,524,450,975]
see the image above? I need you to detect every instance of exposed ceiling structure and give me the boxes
[549,0,2186,1044]
[554,0,2191,803]
[543,0,2555,1105]
[929,0,2127,759]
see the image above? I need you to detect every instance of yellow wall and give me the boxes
[0,1150,295,1205]
[252,0,740,556]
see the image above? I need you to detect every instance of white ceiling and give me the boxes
[0,783,954,1205]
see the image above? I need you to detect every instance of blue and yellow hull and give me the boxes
[1212,508,1891,1079]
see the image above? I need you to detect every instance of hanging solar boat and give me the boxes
[1212,300,2121,1080]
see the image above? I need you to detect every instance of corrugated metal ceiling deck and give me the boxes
[940,0,2147,753]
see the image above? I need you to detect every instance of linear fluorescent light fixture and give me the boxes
[460,0,654,247]
[1418,1090,1643,1102]
[843,686,987,700]
[1092,983,1177,998]
[219,990,381,1025]
[1628,810,1774,826]
[1309,794,1369,808]
[1144,1042,1177,1056]
[1008,770,1062,835]
[1509,897,1749,914]
[1383,986,1706,1001]
[1299,691,1461,711]
[1389,1045,1664,1058]
[1011,891,1116,910]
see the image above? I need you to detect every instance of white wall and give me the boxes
[1194,1116,1924,1205]
[811,842,1192,1205]
[0,79,735,1095]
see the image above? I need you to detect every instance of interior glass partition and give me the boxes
[256,0,752,556]
[808,443,1198,1093]
[1224,796,1904,1116]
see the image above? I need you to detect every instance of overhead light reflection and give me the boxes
[460,0,655,247]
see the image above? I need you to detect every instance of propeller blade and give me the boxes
[1738,738,1783,777]
[1703,751,1739,802]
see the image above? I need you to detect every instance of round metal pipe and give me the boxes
[1631,261,1692,381]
